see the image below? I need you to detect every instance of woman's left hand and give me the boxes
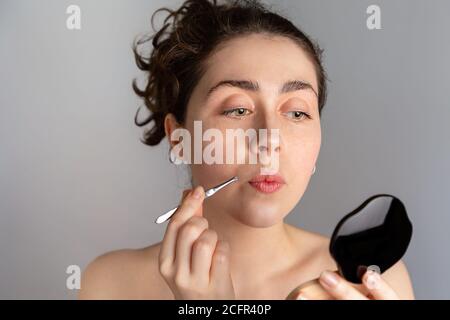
[286,269,400,300]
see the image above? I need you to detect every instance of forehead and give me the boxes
[198,33,318,93]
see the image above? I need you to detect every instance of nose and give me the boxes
[252,132,281,154]
[249,112,282,163]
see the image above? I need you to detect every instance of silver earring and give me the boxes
[168,146,177,164]
[312,165,316,175]
[169,145,186,165]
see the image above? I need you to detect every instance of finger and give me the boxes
[174,216,209,276]
[173,186,205,223]
[319,270,368,300]
[286,279,335,300]
[362,269,399,300]
[191,229,218,284]
[159,187,203,266]
[210,240,233,289]
[159,189,191,266]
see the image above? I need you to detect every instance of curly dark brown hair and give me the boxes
[132,0,328,146]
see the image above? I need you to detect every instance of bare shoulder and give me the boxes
[285,223,415,299]
[285,224,338,276]
[78,242,174,300]
[289,225,415,299]
[381,259,415,299]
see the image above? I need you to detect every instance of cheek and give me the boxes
[188,117,244,186]
[282,128,321,190]
[289,137,320,166]
[190,163,238,189]
[187,118,251,170]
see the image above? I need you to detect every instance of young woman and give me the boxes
[79,0,415,300]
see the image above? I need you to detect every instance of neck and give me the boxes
[203,203,297,288]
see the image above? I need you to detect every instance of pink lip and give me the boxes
[248,174,285,194]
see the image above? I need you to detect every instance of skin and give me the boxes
[78,34,415,300]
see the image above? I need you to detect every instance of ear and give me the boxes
[164,113,182,148]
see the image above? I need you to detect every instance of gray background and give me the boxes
[1,0,449,299]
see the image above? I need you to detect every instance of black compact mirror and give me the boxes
[329,194,413,284]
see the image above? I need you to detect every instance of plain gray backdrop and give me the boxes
[1,0,449,299]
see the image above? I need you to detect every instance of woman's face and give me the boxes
[182,33,321,227]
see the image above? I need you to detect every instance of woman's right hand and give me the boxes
[158,186,236,300]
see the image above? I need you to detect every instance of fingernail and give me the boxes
[364,270,381,289]
[320,271,339,288]
[192,186,203,199]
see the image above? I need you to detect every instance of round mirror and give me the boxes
[329,194,413,283]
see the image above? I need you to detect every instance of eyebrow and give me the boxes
[205,79,318,99]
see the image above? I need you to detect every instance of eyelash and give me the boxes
[284,110,311,121]
[221,107,311,121]
[221,107,251,117]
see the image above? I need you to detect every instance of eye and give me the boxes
[221,107,252,118]
[284,110,311,121]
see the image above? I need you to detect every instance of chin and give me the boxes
[230,201,287,228]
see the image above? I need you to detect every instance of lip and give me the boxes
[248,174,285,194]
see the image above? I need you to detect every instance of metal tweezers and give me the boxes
[155,176,239,224]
